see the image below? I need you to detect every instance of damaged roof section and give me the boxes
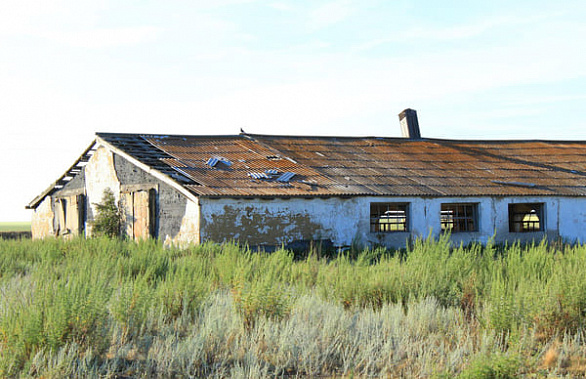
[26,142,96,209]
[68,132,586,198]
[97,133,198,185]
[252,135,586,197]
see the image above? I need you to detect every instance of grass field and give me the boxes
[1,236,586,377]
[0,221,31,232]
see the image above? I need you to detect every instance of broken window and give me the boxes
[55,194,85,237]
[441,203,478,233]
[370,203,409,232]
[121,188,157,240]
[509,203,544,232]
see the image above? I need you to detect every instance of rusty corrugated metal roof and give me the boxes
[96,133,586,198]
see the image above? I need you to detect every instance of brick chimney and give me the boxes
[399,108,421,139]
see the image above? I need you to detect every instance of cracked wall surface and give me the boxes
[31,144,200,244]
[200,195,586,249]
[31,144,586,248]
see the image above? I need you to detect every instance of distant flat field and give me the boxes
[0,222,31,232]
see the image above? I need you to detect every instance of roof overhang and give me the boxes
[26,140,98,209]
[95,136,201,204]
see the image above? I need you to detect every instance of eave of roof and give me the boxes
[26,141,97,209]
[28,132,586,210]
[97,132,586,198]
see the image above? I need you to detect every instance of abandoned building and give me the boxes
[27,109,586,248]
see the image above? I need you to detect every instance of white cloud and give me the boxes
[3,0,586,221]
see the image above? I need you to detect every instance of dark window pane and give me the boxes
[370,203,409,233]
[441,203,478,233]
[509,203,544,232]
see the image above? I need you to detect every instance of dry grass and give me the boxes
[541,342,559,369]
[1,237,586,377]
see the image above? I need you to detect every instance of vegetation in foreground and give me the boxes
[1,236,586,377]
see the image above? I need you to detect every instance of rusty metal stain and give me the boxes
[95,133,586,198]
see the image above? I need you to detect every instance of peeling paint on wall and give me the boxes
[164,199,200,247]
[201,200,332,246]
[198,196,577,249]
[31,197,55,239]
[30,141,586,248]
[85,146,121,236]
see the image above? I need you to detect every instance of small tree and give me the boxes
[92,188,121,238]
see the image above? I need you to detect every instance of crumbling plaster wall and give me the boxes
[31,145,586,247]
[31,144,200,244]
[375,196,566,247]
[31,196,55,239]
[199,197,362,247]
[84,146,122,236]
[31,165,86,239]
[111,152,200,246]
[199,195,584,249]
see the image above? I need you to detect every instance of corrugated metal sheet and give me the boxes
[95,133,586,198]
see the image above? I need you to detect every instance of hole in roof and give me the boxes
[265,169,278,175]
[206,157,232,168]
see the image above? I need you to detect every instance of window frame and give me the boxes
[508,203,545,232]
[440,202,479,233]
[370,202,409,233]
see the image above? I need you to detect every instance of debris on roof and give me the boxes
[206,157,219,167]
[206,157,232,168]
[265,169,279,175]
[91,132,586,198]
[492,180,537,188]
[277,172,296,183]
[248,172,269,180]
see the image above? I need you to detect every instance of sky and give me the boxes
[1,0,586,222]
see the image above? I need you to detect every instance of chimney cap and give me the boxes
[398,108,421,139]
[398,108,417,117]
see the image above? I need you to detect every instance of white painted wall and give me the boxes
[559,198,586,244]
[84,145,121,236]
[200,196,586,248]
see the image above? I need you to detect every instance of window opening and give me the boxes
[370,203,408,232]
[441,203,478,232]
[509,203,544,232]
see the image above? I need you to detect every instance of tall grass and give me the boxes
[1,236,586,376]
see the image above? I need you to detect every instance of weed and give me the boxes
[1,237,586,376]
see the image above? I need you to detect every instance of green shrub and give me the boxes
[3,237,586,377]
[91,188,121,238]
[459,353,521,379]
